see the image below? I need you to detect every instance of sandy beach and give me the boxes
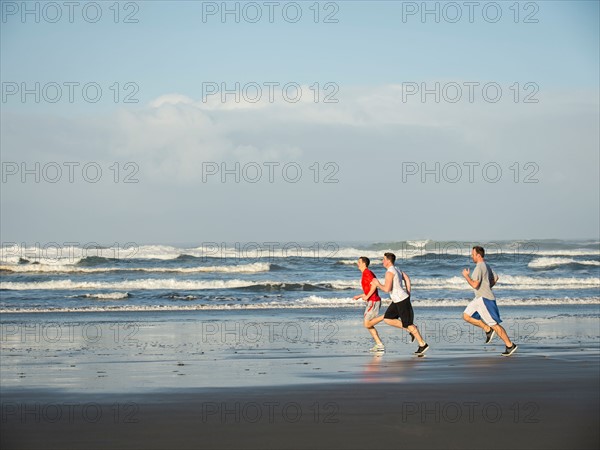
[1,308,599,449]
[2,356,599,450]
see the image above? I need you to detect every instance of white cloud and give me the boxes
[2,84,598,241]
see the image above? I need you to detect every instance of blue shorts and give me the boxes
[464,297,502,326]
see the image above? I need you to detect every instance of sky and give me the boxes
[1,0,599,245]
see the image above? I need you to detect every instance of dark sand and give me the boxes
[2,355,598,450]
[2,309,599,448]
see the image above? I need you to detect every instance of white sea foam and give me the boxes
[320,276,600,290]
[0,262,270,274]
[2,276,598,291]
[528,257,600,269]
[407,240,431,248]
[412,275,600,290]
[77,292,131,300]
[1,278,260,291]
[535,250,600,257]
[2,242,598,265]
[322,280,360,289]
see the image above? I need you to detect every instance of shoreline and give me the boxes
[1,302,598,315]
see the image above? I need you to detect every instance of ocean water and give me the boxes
[1,239,599,314]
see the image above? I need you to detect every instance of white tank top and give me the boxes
[388,265,409,303]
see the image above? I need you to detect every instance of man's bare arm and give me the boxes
[462,268,481,289]
[402,272,411,295]
[490,273,499,288]
[373,272,394,293]
[364,283,378,300]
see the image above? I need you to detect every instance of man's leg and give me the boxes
[463,313,492,332]
[364,304,384,346]
[383,302,403,330]
[406,324,426,347]
[383,318,403,329]
[367,315,385,327]
[463,313,514,346]
[365,322,383,345]
[463,298,494,333]
[383,319,426,346]
[403,301,425,347]
[491,323,513,347]
[365,315,384,345]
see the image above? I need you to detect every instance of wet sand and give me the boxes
[2,356,598,449]
[1,308,599,449]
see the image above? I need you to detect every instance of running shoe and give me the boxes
[485,328,496,344]
[370,343,385,352]
[501,344,518,356]
[414,343,429,355]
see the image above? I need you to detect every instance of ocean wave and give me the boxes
[0,278,261,291]
[313,276,600,291]
[528,257,600,269]
[412,275,600,290]
[337,259,359,265]
[2,296,599,314]
[3,242,599,265]
[320,247,600,259]
[330,276,600,291]
[0,262,271,274]
[0,244,183,265]
[70,292,132,300]
[534,250,600,257]
[237,283,330,292]
[0,279,337,292]
[407,240,431,248]
[2,275,598,292]
[77,256,119,266]
[165,294,200,301]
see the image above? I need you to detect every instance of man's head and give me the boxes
[358,256,370,271]
[471,246,485,263]
[383,252,396,268]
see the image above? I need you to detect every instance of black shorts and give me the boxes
[384,296,414,327]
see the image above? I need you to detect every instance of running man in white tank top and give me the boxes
[387,264,410,303]
[370,252,429,355]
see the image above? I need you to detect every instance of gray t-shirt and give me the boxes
[471,261,498,300]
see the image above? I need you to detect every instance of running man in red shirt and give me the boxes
[353,256,386,352]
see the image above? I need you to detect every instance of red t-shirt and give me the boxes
[361,269,381,301]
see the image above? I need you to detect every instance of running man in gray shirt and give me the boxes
[462,246,518,356]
